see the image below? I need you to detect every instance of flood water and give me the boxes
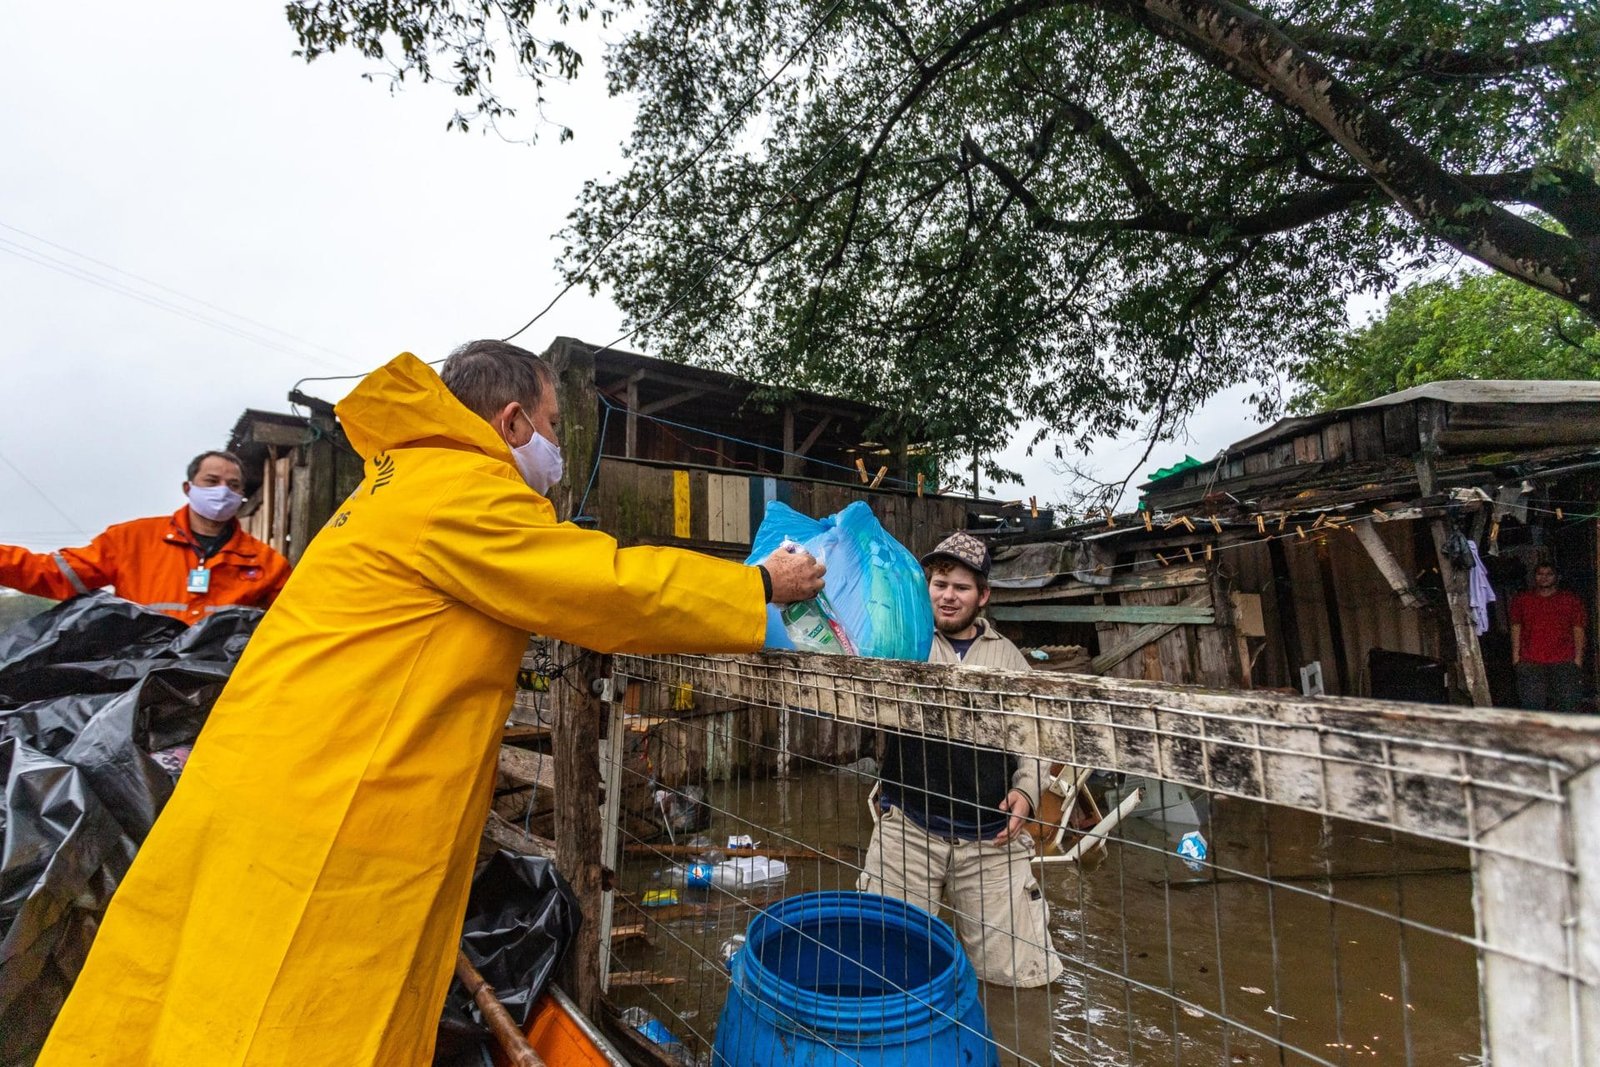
[611,769,1479,1066]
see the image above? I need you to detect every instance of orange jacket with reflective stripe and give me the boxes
[0,507,292,622]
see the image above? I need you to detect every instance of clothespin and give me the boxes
[1295,525,1306,539]
[1029,496,1038,518]
[916,472,925,498]
[1204,543,1213,561]
[1142,509,1153,531]
[1311,514,1327,530]
[1183,546,1194,563]
[1276,513,1288,532]
[1155,552,1171,566]
[1556,507,1565,520]
[1372,508,1386,520]
[869,466,888,489]
[855,458,869,484]
[1256,514,1266,534]
[1209,515,1222,533]
[1104,508,1116,528]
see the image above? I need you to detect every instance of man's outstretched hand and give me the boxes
[762,546,827,605]
[991,789,1033,846]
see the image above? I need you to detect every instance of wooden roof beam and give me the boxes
[639,388,707,416]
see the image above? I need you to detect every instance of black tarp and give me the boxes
[435,851,582,1064]
[0,594,262,1065]
[2,595,581,1067]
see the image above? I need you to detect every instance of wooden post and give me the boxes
[782,406,799,476]
[1431,517,1492,706]
[455,951,547,1067]
[1352,521,1425,609]
[1315,537,1351,694]
[544,339,599,520]
[1267,534,1305,686]
[1206,562,1246,688]
[624,373,640,460]
[1476,761,1599,1066]
[598,678,626,993]
[544,339,608,1015]
[1415,400,1445,496]
[288,446,314,564]
[553,648,609,1019]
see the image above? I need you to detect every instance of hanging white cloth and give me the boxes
[1466,539,1496,635]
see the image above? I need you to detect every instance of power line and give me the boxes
[0,235,358,373]
[0,221,354,364]
[499,0,852,343]
[0,447,91,539]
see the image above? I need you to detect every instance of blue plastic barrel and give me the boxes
[712,891,998,1067]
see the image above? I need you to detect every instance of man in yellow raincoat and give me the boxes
[38,340,825,1066]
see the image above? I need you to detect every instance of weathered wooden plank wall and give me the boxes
[588,457,967,557]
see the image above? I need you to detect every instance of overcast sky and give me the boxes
[1,1,1267,554]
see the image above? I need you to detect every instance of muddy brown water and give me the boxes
[611,770,1479,1066]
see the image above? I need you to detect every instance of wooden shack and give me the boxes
[547,336,974,558]
[228,336,1008,562]
[227,401,362,563]
[984,382,1600,709]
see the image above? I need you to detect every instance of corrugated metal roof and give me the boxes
[1346,380,1600,408]
[1221,380,1600,455]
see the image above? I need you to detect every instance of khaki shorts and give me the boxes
[857,805,1064,988]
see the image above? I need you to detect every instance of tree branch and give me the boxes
[819,0,1067,275]
[963,132,1384,238]
[1288,24,1598,79]
[1109,0,1600,318]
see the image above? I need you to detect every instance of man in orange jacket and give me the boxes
[0,450,292,623]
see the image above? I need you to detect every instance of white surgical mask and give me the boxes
[510,415,564,495]
[188,484,244,522]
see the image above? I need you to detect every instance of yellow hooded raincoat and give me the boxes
[38,353,767,1065]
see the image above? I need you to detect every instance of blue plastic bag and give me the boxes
[745,501,934,661]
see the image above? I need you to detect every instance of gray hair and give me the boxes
[188,450,244,481]
[440,339,555,423]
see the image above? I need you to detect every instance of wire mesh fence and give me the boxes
[581,651,1599,1067]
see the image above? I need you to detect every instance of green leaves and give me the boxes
[284,0,619,139]
[284,0,1600,470]
[1290,271,1600,414]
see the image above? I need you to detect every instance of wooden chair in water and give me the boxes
[1029,764,1146,865]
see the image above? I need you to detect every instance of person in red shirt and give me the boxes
[1509,563,1588,712]
[0,450,291,624]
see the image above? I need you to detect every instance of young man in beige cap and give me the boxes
[858,531,1064,987]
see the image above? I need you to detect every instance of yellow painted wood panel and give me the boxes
[673,470,690,538]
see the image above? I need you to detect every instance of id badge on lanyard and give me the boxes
[187,567,211,594]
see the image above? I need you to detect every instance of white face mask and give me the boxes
[510,413,564,495]
[188,483,244,522]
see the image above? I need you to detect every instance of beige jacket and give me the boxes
[929,619,1045,811]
